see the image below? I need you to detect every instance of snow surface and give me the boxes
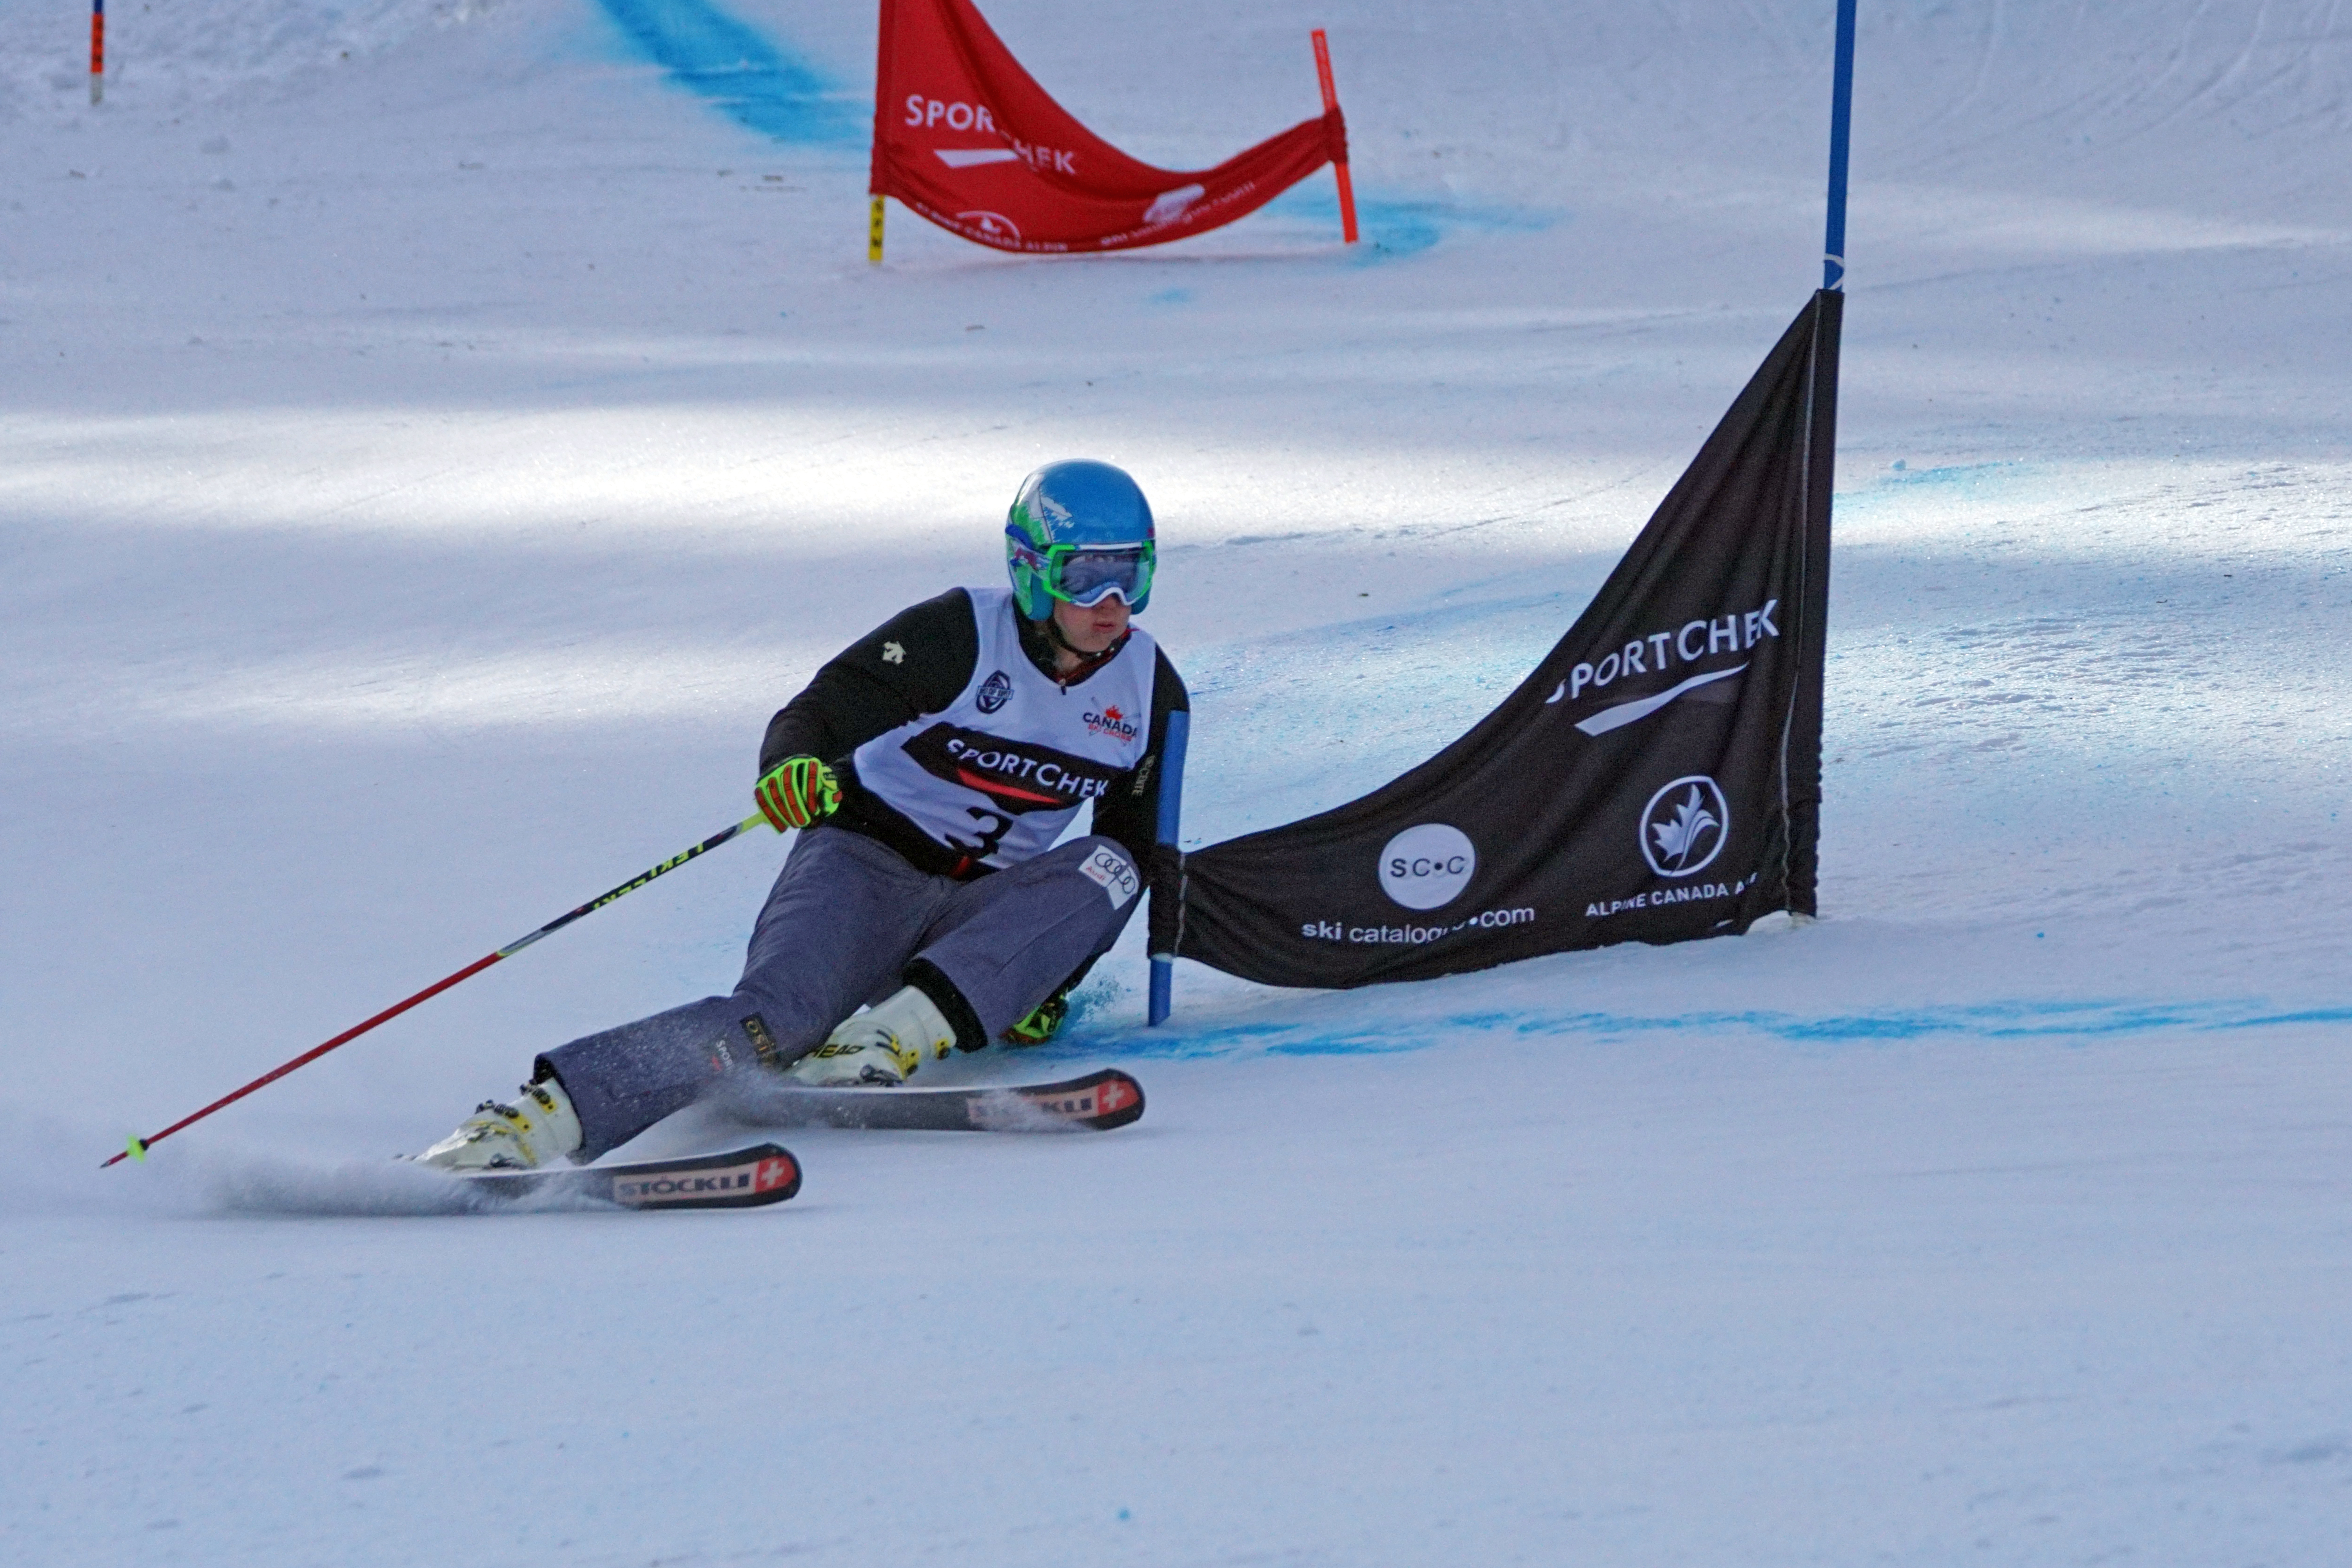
[5,0,2352,1563]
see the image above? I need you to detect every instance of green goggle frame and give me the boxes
[1006,531,1155,609]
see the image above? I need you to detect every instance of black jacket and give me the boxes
[760,588,1189,878]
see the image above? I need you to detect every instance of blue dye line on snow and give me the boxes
[594,0,865,148]
[1265,187,1550,261]
[1059,996,2352,1063]
[1872,460,2030,489]
[1834,460,2042,519]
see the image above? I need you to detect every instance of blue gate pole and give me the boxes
[1146,709,1190,1027]
[1823,0,1858,290]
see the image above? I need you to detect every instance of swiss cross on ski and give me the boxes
[1087,1075,1140,1118]
[409,459,1181,1179]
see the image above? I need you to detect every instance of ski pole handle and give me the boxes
[104,813,773,1167]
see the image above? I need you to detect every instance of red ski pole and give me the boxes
[103,812,771,1167]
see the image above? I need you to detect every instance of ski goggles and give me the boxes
[1007,532,1156,608]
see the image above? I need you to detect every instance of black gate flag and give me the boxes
[1167,290,1841,989]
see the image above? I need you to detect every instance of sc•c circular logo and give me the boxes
[1378,824,1476,911]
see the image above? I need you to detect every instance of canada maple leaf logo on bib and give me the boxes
[1082,703,1139,740]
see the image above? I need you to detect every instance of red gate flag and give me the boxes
[869,0,1350,253]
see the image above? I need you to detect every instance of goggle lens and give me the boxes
[1010,528,1154,608]
[1055,546,1150,606]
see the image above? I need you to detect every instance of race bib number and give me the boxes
[1078,846,1140,908]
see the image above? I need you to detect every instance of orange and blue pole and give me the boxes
[89,0,103,105]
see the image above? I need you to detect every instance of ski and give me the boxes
[460,1142,802,1210]
[743,1067,1144,1133]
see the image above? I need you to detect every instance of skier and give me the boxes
[417,460,1187,1171]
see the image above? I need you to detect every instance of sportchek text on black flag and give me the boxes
[1165,290,1840,990]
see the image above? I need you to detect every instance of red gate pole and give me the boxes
[1310,29,1357,244]
[90,0,104,105]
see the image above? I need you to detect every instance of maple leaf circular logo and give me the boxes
[1639,776,1728,879]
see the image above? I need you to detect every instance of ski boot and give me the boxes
[788,986,956,1087]
[416,1071,583,1171]
[1001,989,1069,1047]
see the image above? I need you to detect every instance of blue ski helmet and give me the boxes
[1005,460,1156,620]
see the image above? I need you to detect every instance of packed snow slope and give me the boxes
[4,2,2350,1564]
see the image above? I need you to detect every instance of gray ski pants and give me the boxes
[540,824,1143,1159]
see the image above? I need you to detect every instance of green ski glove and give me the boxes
[1002,991,1069,1047]
[755,756,840,832]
